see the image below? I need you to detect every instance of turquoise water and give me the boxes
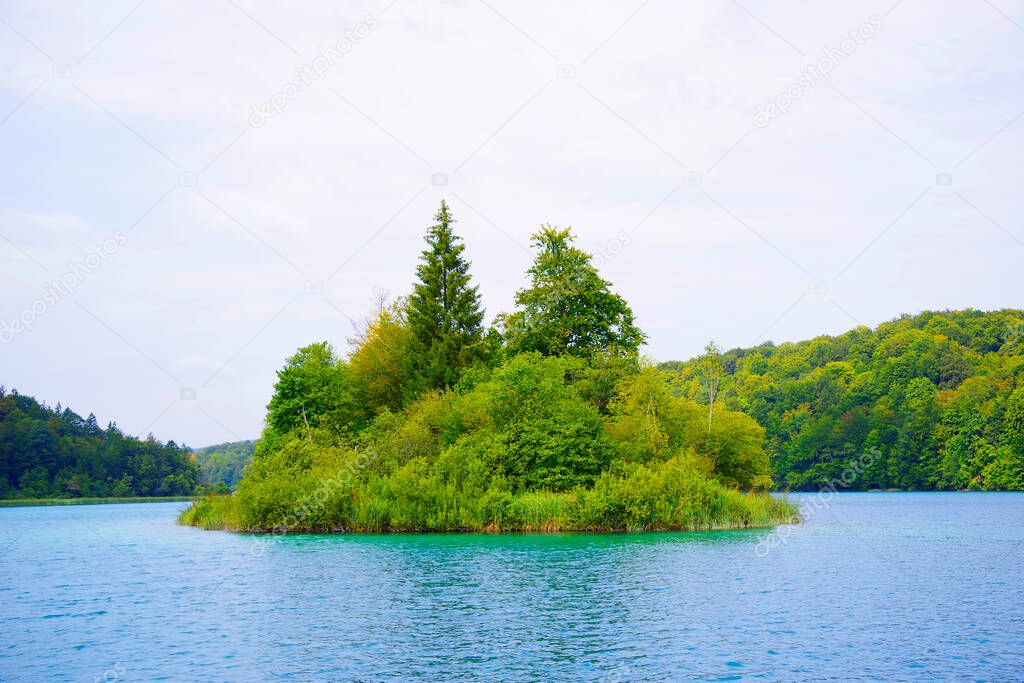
[1,494,1022,681]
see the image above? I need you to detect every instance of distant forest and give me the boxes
[192,440,256,492]
[662,309,1024,491]
[0,388,198,499]
[6,308,1023,500]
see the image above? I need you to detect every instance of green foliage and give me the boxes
[178,494,238,529]
[607,368,771,489]
[661,309,1024,491]
[265,342,362,438]
[406,200,486,393]
[482,354,612,490]
[348,298,413,415]
[501,226,645,359]
[192,440,255,491]
[182,444,793,533]
[0,387,198,499]
[181,353,787,532]
[181,205,792,533]
[696,341,724,433]
[576,455,792,531]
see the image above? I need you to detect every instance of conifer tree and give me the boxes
[406,200,485,391]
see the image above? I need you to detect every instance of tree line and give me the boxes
[662,309,1024,490]
[0,387,198,498]
[192,440,256,492]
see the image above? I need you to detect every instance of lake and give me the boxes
[1,493,1022,681]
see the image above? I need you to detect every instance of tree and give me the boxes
[484,353,612,491]
[502,226,645,358]
[0,389,199,499]
[348,296,414,415]
[1005,385,1024,456]
[697,341,724,434]
[27,423,58,474]
[265,342,361,438]
[406,201,486,392]
[661,309,1024,490]
[699,409,772,490]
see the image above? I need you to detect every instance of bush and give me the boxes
[182,354,795,533]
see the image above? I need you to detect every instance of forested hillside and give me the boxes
[0,387,198,498]
[661,310,1024,491]
[192,440,255,491]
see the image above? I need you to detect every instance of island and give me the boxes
[181,202,797,533]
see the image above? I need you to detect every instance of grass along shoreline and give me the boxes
[1,496,194,507]
[179,485,797,534]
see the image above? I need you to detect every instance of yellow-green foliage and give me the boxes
[180,355,795,533]
[180,216,799,534]
[178,494,238,529]
[662,309,1024,491]
[180,453,793,533]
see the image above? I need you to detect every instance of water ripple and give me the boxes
[0,494,1022,680]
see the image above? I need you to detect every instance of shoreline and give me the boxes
[210,520,796,535]
[182,520,798,535]
[0,496,194,508]
[178,494,799,535]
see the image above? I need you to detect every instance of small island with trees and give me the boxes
[5,203,1019,517]
[181,202,796,533]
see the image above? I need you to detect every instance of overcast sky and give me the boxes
[1,0,1022,447]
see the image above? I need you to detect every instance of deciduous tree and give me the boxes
[502,226,645,358]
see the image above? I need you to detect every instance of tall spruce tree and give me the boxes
[406,200,485,392]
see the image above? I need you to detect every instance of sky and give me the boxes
[1,0,1022,447]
